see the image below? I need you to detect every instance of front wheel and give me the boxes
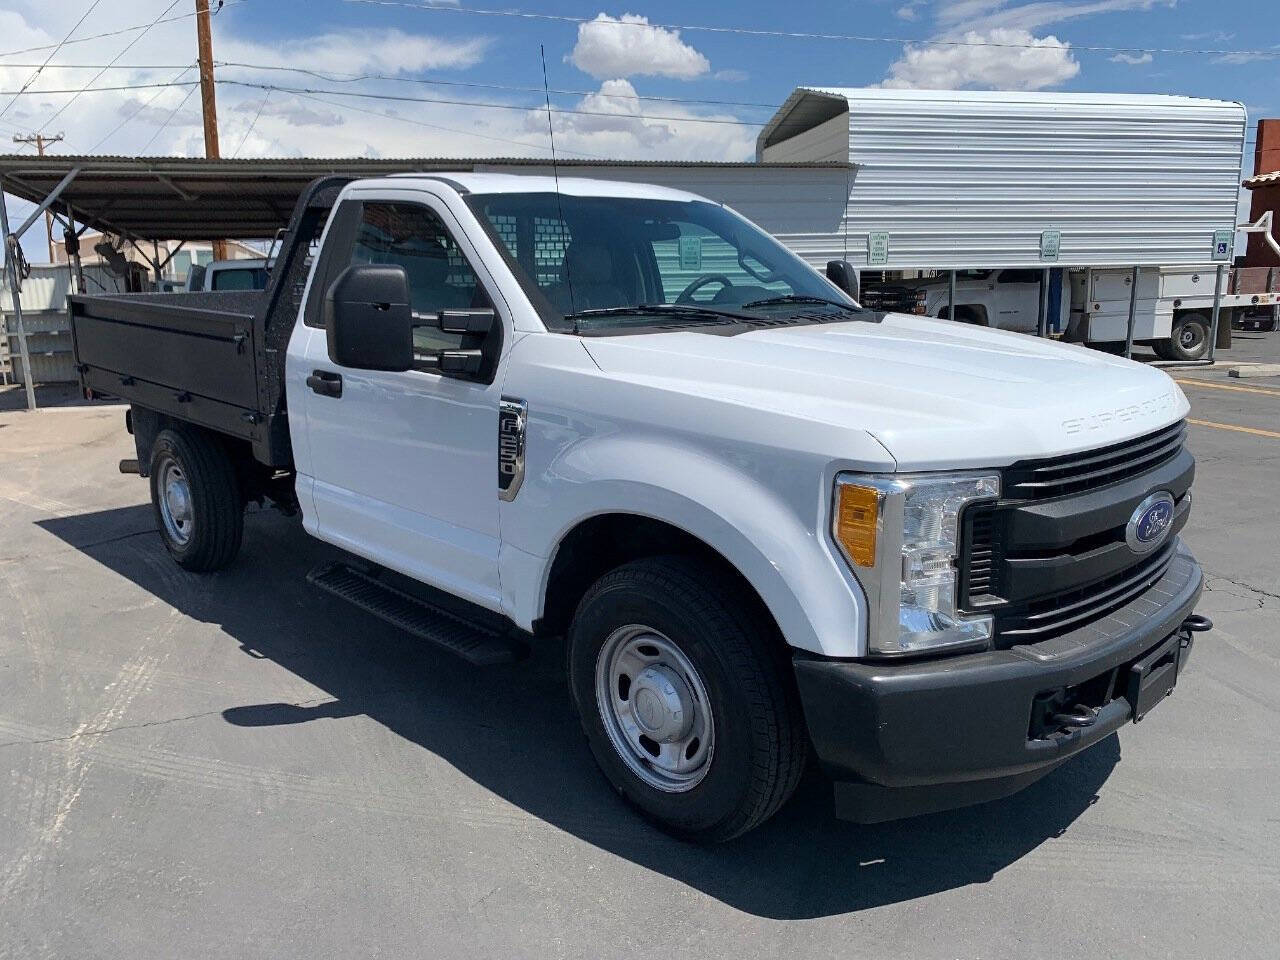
[149,427,244,571]
[568,556,806,842]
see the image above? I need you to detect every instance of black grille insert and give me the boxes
[992,544,1176,646]
[1003,420,1186,501]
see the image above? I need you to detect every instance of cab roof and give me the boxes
[366,172,708,203]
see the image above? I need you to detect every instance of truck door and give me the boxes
[993,269,1043,332]
[290,192,508,611]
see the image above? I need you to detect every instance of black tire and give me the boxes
[567,556,806,842]
[148,427,244,571]
[1161,313,1211,361]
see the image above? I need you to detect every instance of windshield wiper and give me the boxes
[565,303,753,333]
[741,294,860,311]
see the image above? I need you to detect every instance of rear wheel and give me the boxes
[568,556,806,842]
[149,427,244,571]
[1156,312,1210,361]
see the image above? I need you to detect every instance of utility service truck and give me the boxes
[69,174,1210,841]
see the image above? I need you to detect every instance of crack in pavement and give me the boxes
[0,697,335,751]
[1205,572,1280,606]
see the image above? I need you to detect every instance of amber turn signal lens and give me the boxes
[835,483,879,567]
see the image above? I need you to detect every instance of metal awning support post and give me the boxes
[1037,267,1050,337]
[0,178,37,411]
[1123,266,1140,360]
[66,203,86,296]
[947,269,956,321]
[1269,267,1278,329]
[1207,263,1225,363]
[13,166,81,240]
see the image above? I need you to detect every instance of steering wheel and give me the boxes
[676,274,734,304]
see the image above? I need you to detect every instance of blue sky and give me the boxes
[0,0,1277,258]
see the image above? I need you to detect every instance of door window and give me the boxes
[350,202,491,357]
[997,269,1042,285]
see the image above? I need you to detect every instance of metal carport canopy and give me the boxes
[0,155,852,242]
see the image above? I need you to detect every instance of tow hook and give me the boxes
[1181,614,1213,634]
[1051,703,1098,729]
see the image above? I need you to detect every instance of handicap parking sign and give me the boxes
[1212,229,1233,261]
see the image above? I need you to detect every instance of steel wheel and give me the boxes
[1179,322,1205,352]
[157,457,194,546]
[594,624,715,793]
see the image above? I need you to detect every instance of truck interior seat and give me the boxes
[547,240,628,312]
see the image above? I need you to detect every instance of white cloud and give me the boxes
[882,27,1080,90]
[1110,51,1153,64]
[0,1,760,263]
[896,3,924,21]
[936,0,1175,34]
[524,79,755,160]
[220,27,489,76]
[568,13,710,80]
[1214,51,1276,65]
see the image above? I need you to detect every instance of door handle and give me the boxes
[306,369,343,398]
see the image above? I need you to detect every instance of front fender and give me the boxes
[499,432,871,657]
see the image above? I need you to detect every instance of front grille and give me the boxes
[993,544,1176,645]
[961,505,999,605]
[1003,420,1186,501]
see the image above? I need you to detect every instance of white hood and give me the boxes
[581,314,1189,470]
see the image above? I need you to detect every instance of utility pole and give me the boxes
[13,133,64,262]
[194,0,227,260]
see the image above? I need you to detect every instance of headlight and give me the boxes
[833,471,1000,656]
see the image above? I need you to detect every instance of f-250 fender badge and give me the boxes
[498,398,528,502]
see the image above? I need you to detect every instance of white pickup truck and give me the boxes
[908,265,1278,360]
[69,173,1210,841]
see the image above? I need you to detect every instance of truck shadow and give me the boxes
[39,504,1120,921]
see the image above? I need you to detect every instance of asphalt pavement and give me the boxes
[1,335,1278,959]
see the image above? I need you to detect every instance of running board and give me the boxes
[306,562,523,666]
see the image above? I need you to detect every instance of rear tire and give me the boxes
[149,427,244,571]
[1157,313,1211,361]
[568,556,806,843]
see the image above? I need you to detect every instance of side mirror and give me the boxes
[324,264,413,371]
[826,260,861,301]
[438,308,496,335]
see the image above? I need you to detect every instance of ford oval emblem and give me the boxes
[1126,491,1176,554]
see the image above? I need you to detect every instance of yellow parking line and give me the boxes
[1187,418,1280,439]
[1174,378,1280,398]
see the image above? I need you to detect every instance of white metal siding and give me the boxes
[1,264,121,384]
[761,88,1248,270]
[756,113,849,164]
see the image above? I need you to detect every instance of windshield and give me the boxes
[466,192,860,332]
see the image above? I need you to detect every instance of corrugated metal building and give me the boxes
[2,264,121,384]
[756,87,1248,270]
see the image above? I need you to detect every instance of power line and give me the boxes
[0,1,249,60]
[37,0,184,135]
[138,81,200,153]
[212,61,780,111]
[0,0,104,122]
[230,89,269,157]
[0,77,767,128]
[90,64,196,152]
[0,59,780,111]
[0,81,202,96]
[343,0,1280,60]
[278,85,601,157]
[218,80,762,127]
